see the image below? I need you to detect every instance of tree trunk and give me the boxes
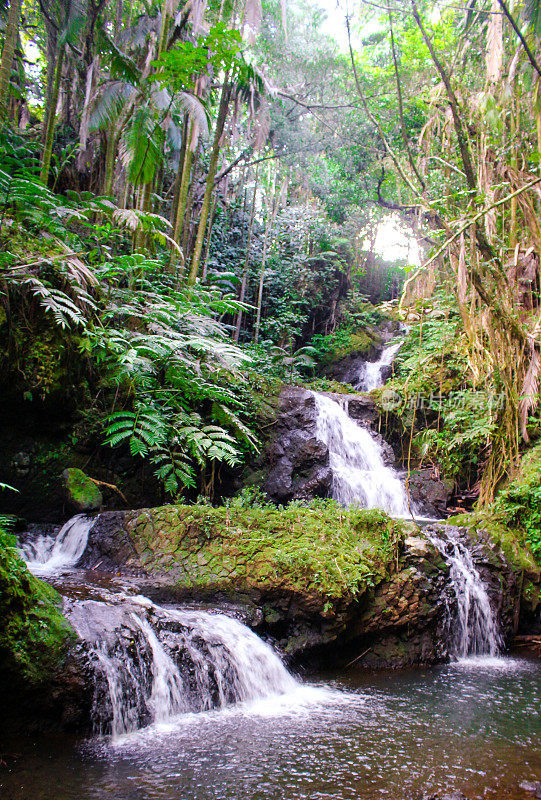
[0,0,22,123]
[134,180,152,252]
[234,164,259,342]
[169,123,198,269]
[170,113,189,226]
[188,78,231,285]
[103,123,119,196]
[40,45,65,185]
[201,193,217,282]
[255,179,280,343]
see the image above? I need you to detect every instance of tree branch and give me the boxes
[410,0,477,191]
[497,0,541,79]
[423,175,541,271]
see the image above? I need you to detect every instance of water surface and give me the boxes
[2,656,539,800]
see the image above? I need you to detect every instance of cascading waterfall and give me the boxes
[313,340,503,657]
[313,392,411,515]
[355,340,404,392]
[70,597,297,737]
[19,518,299,738]
[20,514,96,575]
[424,527,502,658]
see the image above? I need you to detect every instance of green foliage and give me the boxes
[0,128,258,496]
[0,522,73,687]
[493,445,541,562]
[152,24,243,93]
[269,344,317,381]
[413,390,498,481]
[90,269,259,496]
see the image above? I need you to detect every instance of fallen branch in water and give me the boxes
[344,647,371,670]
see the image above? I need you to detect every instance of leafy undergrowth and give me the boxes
[0,530,73,687]
[127,501,409,605]
[492,444,541,564]
[448,444,541,571]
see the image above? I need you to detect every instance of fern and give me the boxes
[105,407,167,456]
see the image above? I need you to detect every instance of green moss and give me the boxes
[0,532,73,687]
[63,467,102,511]
[126,501,407,605]
[491,444,541,564]
[447,509,539,574]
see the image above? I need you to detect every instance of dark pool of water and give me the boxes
[1,656,540,800]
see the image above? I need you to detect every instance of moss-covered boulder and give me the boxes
[0,531,78,725]
[62,467,102,512]
[81,504,417,659]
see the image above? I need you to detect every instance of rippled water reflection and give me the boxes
[2,657,540,800]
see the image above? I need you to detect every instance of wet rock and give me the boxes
[422,793,467,800]
[338,395,378,427]
[12,450,31,476]
[264,388,332,503]
[263,387,394,503]
[76,507,522,671]
[62,468,102,513]
[408,469,453,517]
[404,535,431,558]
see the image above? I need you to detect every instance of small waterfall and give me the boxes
[313,392,411,515]
[71,597,297,737]
[424,527,502,658]
[20,514,96,575]
[132,615,187,724]
[356,340,403,392]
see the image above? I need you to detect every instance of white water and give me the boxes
[164,609,298,705]
[19,516,300,738]
[424,527,502,658]
[356,340,403,391]
[313,392,411,515]
[79,602,298,738]
[133,615,188,725]
[20,514,96,575]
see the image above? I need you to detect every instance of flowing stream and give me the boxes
[2,655,540,800]
[6,337,539,798]
[355,338,404,391]
[313,391,411,515]
[312,341,506,662]
[423,526,502,658]
[6,509,540,799]
[69,596,298,738]
[20,514,96,575]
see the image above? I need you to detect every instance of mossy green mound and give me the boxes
[126,503,408,607]
[0,532,73,688]
[62,467,102,512]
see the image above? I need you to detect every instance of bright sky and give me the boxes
[318,0,351,52]
[373,216,421,266]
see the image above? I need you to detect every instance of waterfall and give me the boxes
[20,514,298,737]
[356,340,404,392]
[424,527,502,658]
[313,392,411,515]
[20,514,96,575]
[70,597,297,738]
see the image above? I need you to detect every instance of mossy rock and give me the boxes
[0,532,74,690]
[62,467,102,512]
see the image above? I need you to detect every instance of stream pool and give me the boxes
[1,655,540,800]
